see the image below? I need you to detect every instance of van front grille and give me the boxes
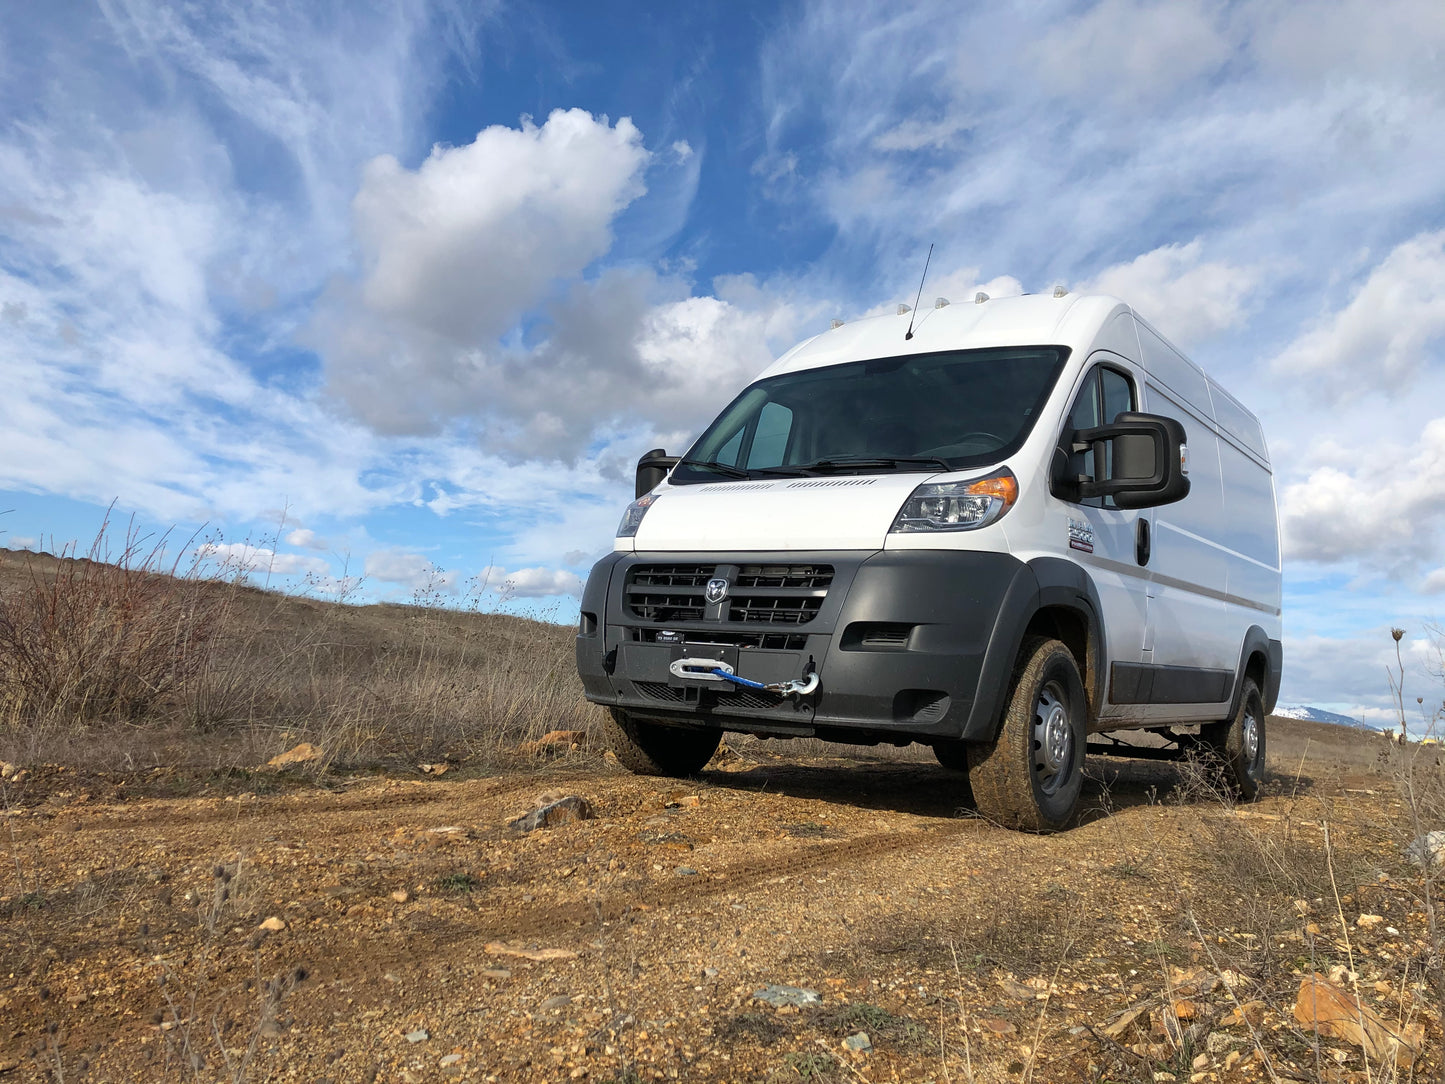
[626,594,706,623]
[729,596,824,625]
[624,563,833,628]
[734,564,834,591]
[629,565,713,589]
[719,687,786,710]
[634,681,687,703]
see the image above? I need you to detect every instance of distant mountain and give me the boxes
[1273,705,1370,729]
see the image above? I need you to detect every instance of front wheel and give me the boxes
[602,709,721,777]
[968,638,1087,832]
[1200,678,1266,800]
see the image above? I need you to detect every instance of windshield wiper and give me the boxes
[793,455,954,474]
[675,458,752,479]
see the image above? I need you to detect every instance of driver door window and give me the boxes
[1064,365,1136,508]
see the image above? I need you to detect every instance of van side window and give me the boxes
[715,426,745,466]
[747,402,793,469]
[1063,365,1136,508]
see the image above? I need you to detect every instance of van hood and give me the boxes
[630,474,927,551]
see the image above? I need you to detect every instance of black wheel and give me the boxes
[602,709,721,777]
[931,740,976,805]
[967,638,1087,832]
[1201,677,1266,800]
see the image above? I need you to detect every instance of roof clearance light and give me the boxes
[897,304,911,315]
[974,292,989,304]
[891,469,1019,533]
[934,297,950,308]
[830,318,845,329]
[1053,285,1069,298]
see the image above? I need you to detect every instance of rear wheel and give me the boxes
[602,709,722,777]
[1201,677,1266,800]
[968,638,1087,832]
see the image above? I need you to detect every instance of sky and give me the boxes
[2,0,1444,728]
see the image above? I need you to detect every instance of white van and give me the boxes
[576,293,1282,830]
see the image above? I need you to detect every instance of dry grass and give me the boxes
[0,522,605,774]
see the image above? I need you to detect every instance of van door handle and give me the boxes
[1136,519,1151,566]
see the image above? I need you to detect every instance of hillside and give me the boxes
[0,545,600,772]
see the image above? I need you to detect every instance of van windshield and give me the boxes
[672,346,1069,484]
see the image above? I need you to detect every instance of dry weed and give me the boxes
[0,516,607,774]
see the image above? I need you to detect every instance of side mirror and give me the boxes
[1072,412,1190,509]
[635,448,679,498]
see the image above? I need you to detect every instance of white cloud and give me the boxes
[872,116,970,153]
[483,565,585,600]
[1422,569,1445,594]
[355,108,646,341]
[1247,0,1445,90]
[1271,230,1445,392]
[1028,0,1234,104]
[364,549,460,595]
[195,542,330,577]
[1278,628,1441,723]
[285,528,328,550]
[0,1,481,526]
[314,108,652,437]
[4,535,39,550]
[1279,416,1445,568]
[1078,241,1257,347]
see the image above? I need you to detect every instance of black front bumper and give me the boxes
[576,549,1038,743]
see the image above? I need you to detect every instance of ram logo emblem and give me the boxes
[705,578,729,604]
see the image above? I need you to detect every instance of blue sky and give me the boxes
[2,0,1445,726]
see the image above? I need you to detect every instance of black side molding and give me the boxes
[1109,662,1233,705]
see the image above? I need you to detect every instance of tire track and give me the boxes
[309,815,990,984]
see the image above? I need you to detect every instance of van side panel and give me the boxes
[1135,321,1212,413]
[1209,383,1270,464]
[1140,381,1236,685]
[1216,438,1283,616]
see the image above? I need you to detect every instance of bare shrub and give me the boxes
[0,516,605,773]
[0,516,226,727]
[1385,625,1445,1009]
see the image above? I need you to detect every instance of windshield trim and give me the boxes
[670,344,1071,486]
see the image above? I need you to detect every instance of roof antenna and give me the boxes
[904,243,933,341]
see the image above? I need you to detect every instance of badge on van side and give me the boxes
[1068,518,1095,554]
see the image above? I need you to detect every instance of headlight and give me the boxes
[891,468,1018,532]
[617,493,658,538]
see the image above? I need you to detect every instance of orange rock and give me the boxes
[1292,973,1424,1065]
[1172,1000,1199,1020]
[978,1016,1017,1035]
[516,730,587,756]
[1221,1000,1266,1027]
[266,742,323,769]
[483,941,578,962]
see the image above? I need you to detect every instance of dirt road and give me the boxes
[1,721,1439,1083]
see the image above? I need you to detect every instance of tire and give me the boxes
[602,709,722,777]
[931,740,977,806]
[1201,677,1266,800]
[967,638,1087,832]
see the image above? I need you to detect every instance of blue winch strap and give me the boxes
[710,667,769,690]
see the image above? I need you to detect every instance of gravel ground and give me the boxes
[1,720,1439,1083]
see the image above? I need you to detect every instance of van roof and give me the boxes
[759,291,1270,464]
[760,293,1129,378]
